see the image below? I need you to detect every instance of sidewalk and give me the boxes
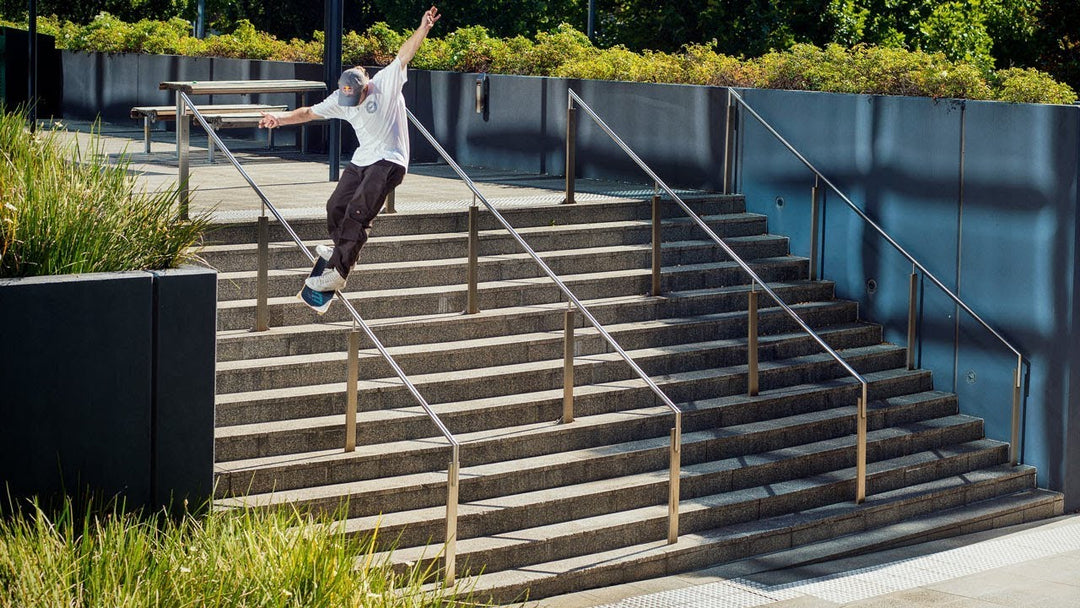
[539,513,1080,607]
[48,118,1080,608]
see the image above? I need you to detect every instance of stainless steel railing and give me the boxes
[178,92,462,585]
[724,87,1025,466]
[405,108,685,544]
[566,89,873,503]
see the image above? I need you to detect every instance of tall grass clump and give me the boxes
[0,495,473,607]
[0,108,209,278]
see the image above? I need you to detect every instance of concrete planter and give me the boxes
[0,265,216,509]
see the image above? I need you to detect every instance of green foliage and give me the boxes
[994,67,1078,104]
[0,495,472,607]
[3,17,1076,104]
[0,108,209,278]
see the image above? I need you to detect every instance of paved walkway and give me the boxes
[44,117,1080,608]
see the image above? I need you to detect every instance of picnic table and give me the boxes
[159,79,328,213]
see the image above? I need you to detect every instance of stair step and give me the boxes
[337,430,1003,549]
[463,468,1053,603]
[201,212,768,272]
[201,195,748,246]
[214,256,810,331]
[215,281,839,363]
[215,314,877,396]
[212,363,932,498]
[215,236,791,300]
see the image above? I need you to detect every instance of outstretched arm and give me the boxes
[396,6,440,67]
[259,107,317,129]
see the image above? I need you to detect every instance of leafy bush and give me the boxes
[994,67,1079,104]
[0,108,208,277]
[5,15,1077,104]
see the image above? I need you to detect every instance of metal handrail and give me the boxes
[178,93,461,585]
[567,89,872,502]
[726,87,1024,465]
[405,108,685,542]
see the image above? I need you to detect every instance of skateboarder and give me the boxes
[259,5,441,312]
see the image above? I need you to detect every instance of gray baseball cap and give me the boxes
[337,67,369,106]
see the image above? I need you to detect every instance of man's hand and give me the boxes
[258,112,280,129]
[398,5,440,66]
[420,6,440,31]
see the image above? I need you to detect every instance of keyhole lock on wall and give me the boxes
[475,73,490,121]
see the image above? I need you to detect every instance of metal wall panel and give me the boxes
[960,101,1080,505]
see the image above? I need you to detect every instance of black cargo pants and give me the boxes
[325,159,405,277]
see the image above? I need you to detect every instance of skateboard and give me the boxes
[297,255,336,314]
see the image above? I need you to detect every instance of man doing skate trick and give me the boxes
[259,6,441,313]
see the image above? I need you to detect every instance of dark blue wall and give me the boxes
[735,89,1080,510]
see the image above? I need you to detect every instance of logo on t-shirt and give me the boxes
[365,99,378,114]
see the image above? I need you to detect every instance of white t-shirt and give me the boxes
[311,58,409,170]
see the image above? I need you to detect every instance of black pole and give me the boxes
[28,0,37,131]
[587,0,595,42]
[196,0,206,38]
[323,0,343,181]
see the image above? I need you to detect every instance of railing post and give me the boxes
[651,189,662,296]
[668,415,681,544]
[1011,357,1021,465]
[385,188,396,214]
[856,382,867,503]
[723,89,737,195]
[445,444,460,587]
[747,284,759,396]
[344,326,360,452]
[563,304,575,424]
[809,177,821,281]
[564,95,576,205]
[466,202,479,314]
[907,265,918,370]
[254,213,270,332]
[176,91,190,220]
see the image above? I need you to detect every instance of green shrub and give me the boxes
[994,67,1079,104]
[0,108,208,278]
[4,16,1076,104]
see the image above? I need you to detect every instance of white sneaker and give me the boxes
[315,244,333,261]
[305,267,347,293]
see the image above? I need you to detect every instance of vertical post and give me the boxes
[856,382,867,503]
[28,0,37,132]
[324,0,343,181]
[564,95,576,204]
[143,116,152,154]
[344,327,360,452]
[651,191,662,297]
[809,177,821,281]
[723,90,737,195]
[747,285,759,396]
[907,266,918,370]
[254,214,270,332]
[385,188,396,214]
[466,204,479,314]
[1010,357,1021,465]
[563,305,575,424]
[667,415,681,544]
[445,444,460,587]
[177,91,190,220]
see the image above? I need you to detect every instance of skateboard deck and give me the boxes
[297,255,335,314]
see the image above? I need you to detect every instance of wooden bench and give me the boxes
[202,112,328,162]
[130,104,287,154]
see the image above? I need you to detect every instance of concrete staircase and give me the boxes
[206,193,1062,603]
